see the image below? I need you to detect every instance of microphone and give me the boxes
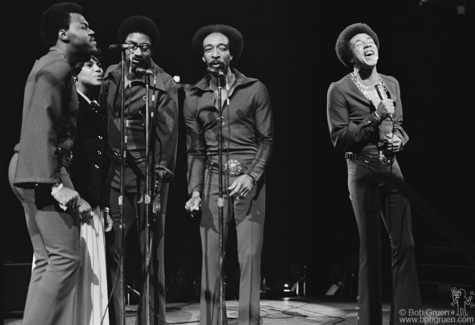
[207,67,225,77]
[374,84,393,121]
[133,67,154,75]
[375,84,387,100]
[207,67,225,87]
[375,84,393,120]
[375,84,393,139]
[109,43,131,51]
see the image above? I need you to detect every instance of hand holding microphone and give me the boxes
[375,84,394,120]
[375,99,394,120]
[375,84,400,151]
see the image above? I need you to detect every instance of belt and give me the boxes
[205,158,247,176]
[345,152,394,166]
[55,147,73,168]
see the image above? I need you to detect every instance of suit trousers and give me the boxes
[107,182,168,325]
[8,153,81,325]
[199,169,265,325]
[347,159,422,325]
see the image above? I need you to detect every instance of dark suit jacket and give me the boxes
[100,60,178,188]
[327,73,408,154]
[69,93,110,208]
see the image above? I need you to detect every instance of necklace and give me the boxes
[349,71,385,94]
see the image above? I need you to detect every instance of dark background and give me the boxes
[1,0,474,301]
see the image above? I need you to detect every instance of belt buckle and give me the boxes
[358,154,371,163]
[224,159,243,176]
[378,151,393,166]
[205,159,214,170]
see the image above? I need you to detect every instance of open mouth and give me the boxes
[210,61,223,68]
[364,50,374,57]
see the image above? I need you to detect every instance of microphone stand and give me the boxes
[216,72,225,325]
[118,48,127,325]
[143,72,152,325]
[205,67,226,324]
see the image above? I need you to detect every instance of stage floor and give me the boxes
[4,296,475,324]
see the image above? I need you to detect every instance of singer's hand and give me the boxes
[376,99,395,119]
[77,199,93,220]
[185,193,201,217]
[53,187,81,209]
[228,175,254,199]
[386,134,403,152]
[103,209,113,232]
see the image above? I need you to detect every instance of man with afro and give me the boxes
[327,23,422,324]
[185,24,274,325]
[100,15,178,325]
[9,2,97,324]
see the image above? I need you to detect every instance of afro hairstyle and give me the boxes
[117,16,160,48]
[335,23,379,68]
[40,2,83,46]
[192,24,244,62]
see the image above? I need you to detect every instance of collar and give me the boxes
[78,89,91,104]
[77,90,99,106]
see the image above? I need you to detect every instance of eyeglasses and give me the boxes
[126,42,152,53]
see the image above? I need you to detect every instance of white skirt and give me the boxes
[77,207,110,325]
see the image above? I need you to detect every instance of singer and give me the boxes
[8,3,97,324]
[326,23,422,324]
[184,25,273,325]
[100,16,178,325]
[70,50,112,325]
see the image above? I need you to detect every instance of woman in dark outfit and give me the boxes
[71,51,112,325]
